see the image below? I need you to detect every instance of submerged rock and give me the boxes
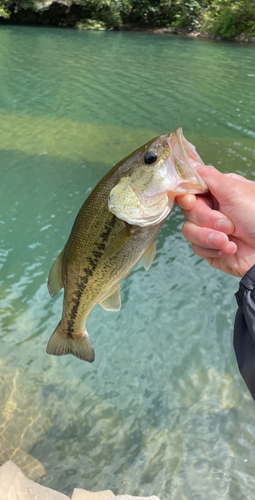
[113,497,160,500]
[0,361,50,481]
[71,492,160,500]
[0,461,161,500]
[0,461,70,500]
[71,489,115,499]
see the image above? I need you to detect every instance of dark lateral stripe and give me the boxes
[83,267,93,276]
[88,257,97,271]
[96,243,105,251]
[67,215,117,336]
[92,250,103,259]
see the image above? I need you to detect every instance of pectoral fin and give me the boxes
[100,284,121,311]
[143,240,156,271]
[47,250,64,298]
[104,225,136,261]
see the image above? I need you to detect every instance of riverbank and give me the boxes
[119,25,255,44]
[1,17,255,45]
[1,0,255,43]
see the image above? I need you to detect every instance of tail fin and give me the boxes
[46,322,95,362]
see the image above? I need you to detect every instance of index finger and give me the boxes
[182,197,235,235]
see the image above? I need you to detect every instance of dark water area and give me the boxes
[0,25,255,499]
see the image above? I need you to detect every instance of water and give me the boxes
[0,25,255,499]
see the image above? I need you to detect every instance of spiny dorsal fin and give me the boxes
[104,225,137,261]
[143,240,156,271]
[99,284,121,311]
[47,250,64,298]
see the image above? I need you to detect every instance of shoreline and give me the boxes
[1,19,255,44]
[0,7,255,44]
[118,25,255,44]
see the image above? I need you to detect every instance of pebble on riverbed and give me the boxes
[0,461,161,500]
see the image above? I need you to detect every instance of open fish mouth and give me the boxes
[162,128,208,195]
[108,128,208,227]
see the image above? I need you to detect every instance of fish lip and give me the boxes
[158,131,208,196]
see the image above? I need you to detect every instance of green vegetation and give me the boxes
[202,0,255,38]
[1,0,255,39]
[76,19,107,30]
[0,5,10,17]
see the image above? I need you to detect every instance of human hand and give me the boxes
[175,164,255,277]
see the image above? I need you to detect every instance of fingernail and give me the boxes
[215,217,234,234]
[207,232,228,248]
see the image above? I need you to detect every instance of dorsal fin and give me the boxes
[47,250,64,298]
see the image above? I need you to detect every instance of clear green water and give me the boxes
[0,25,255,499]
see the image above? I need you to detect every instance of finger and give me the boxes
[175,193,215,211]
[192,241,237,259]
[175,194,196,210]
[182,221,231,249]
[225,172,251,183]
[182,198,235,235]
[193,164,239,200]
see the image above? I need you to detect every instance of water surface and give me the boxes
[0,26,255,499]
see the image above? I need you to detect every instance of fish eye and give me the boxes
[144,151,157,165]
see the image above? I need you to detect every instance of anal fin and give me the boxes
[99,283,121,311]
[48,250,64,298]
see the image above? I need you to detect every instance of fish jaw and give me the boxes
[162,128,208,196]
[108,177,175,227]
[108,128,208,227]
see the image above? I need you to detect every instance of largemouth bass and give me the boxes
[47,128,208,362]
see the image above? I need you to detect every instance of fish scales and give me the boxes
[47,128,208,362]
[61,212,160,340]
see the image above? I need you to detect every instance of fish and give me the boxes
[46,128,208,362]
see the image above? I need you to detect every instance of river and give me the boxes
[0,25,255,499]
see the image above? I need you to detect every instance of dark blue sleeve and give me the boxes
[234,264,255,401]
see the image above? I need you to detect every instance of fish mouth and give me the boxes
[162,128,208,196]
[108,128,208,228]
[126,128,208,226]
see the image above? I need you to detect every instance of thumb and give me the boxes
[194,164,237,201]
